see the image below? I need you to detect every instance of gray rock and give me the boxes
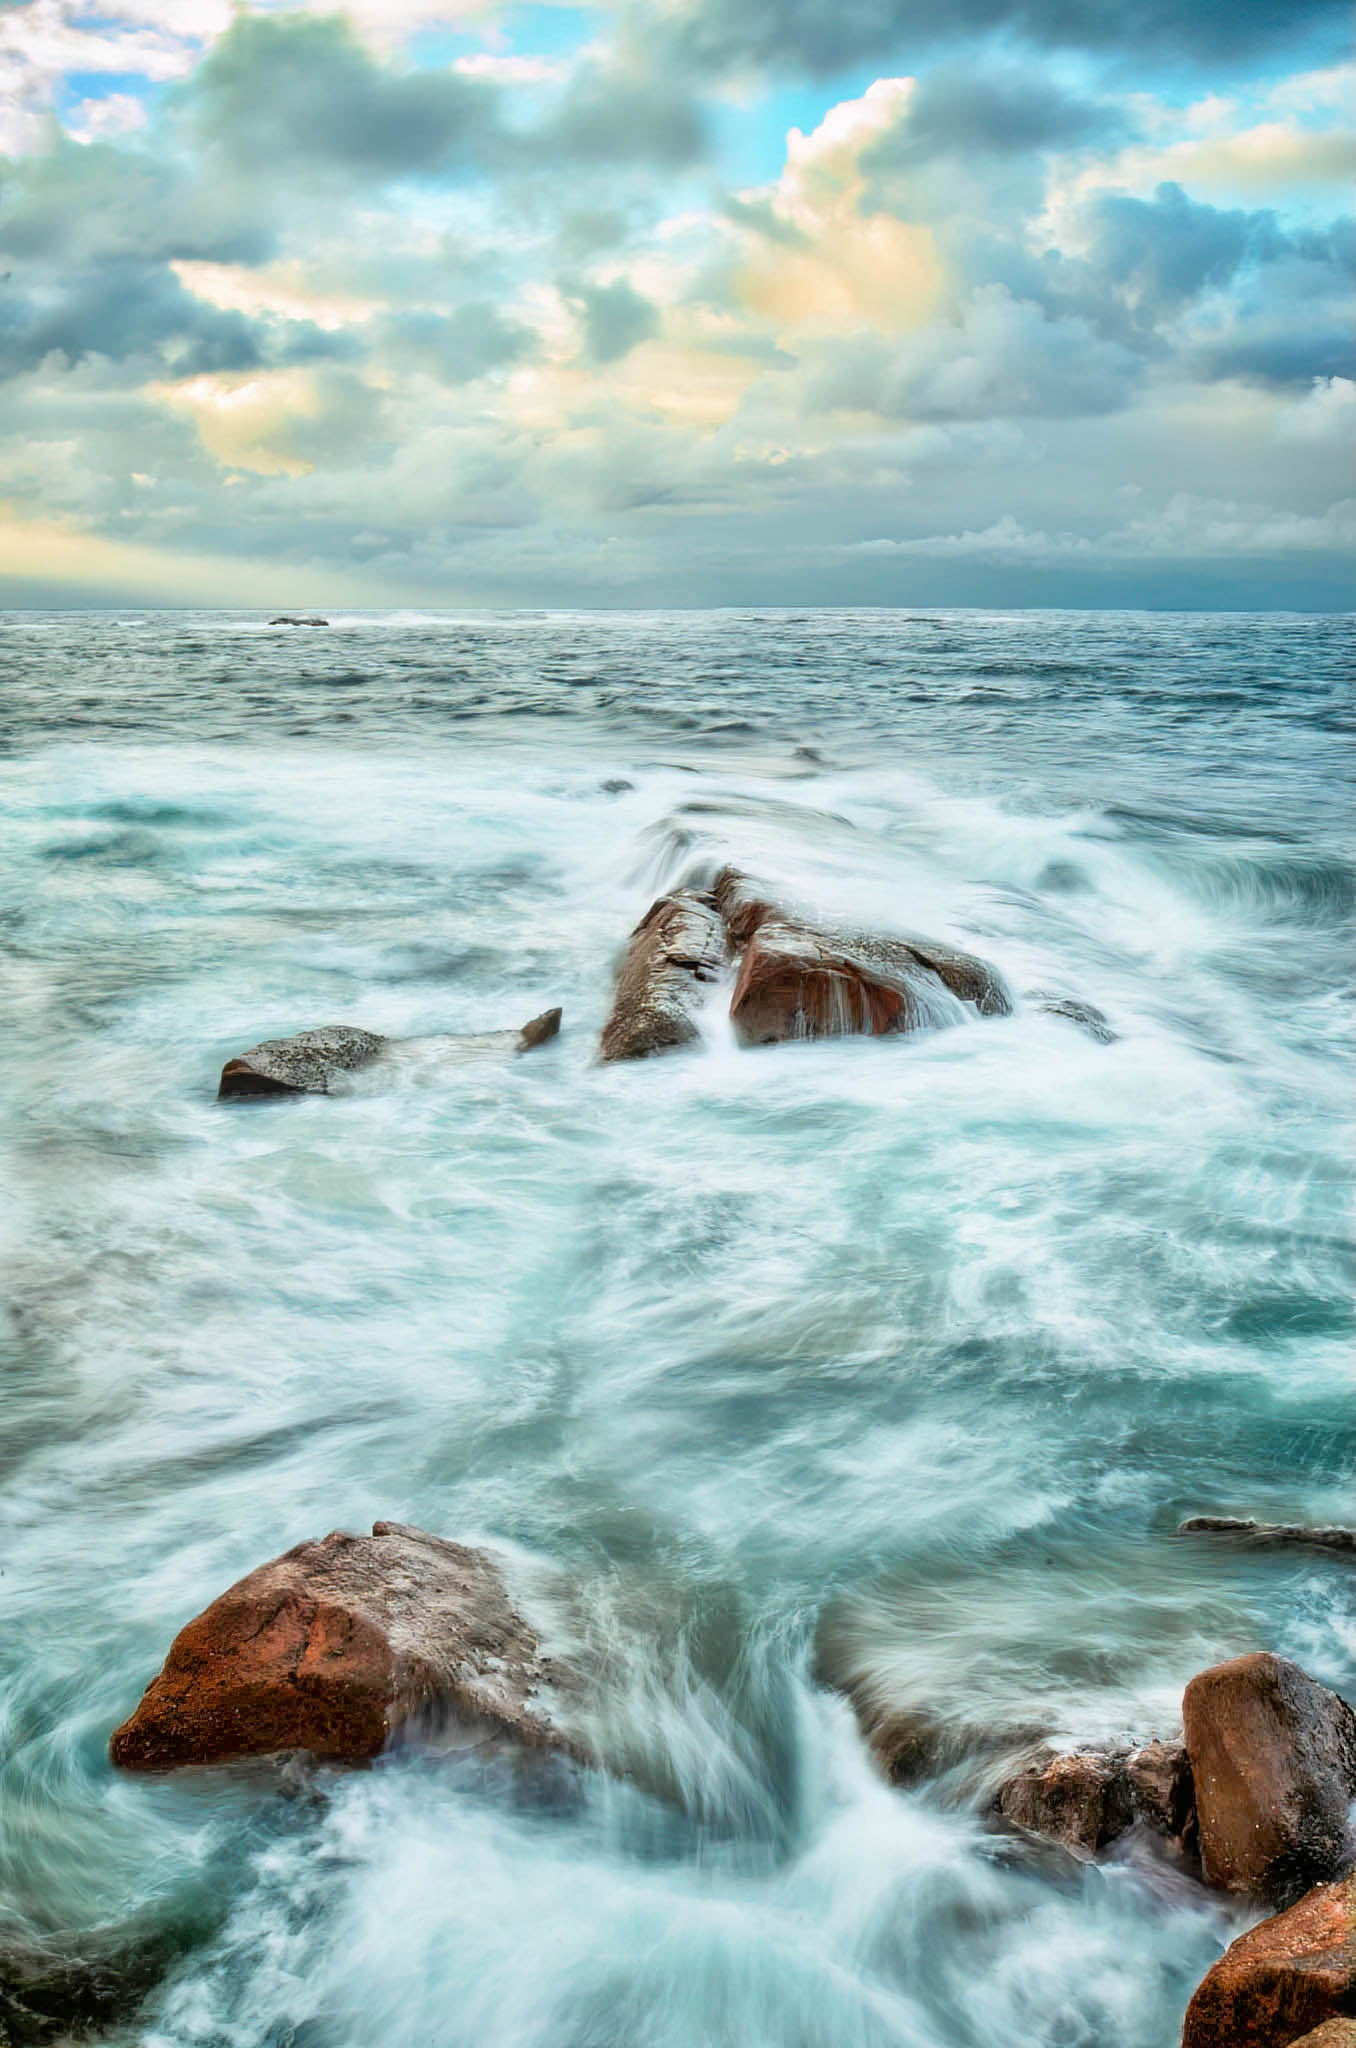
[1030,993,1118,1043]
[1179,1516,1356,1556]
[218,1009,561,1099]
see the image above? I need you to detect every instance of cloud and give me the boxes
[864,61,1128,166]
[568,278,661,364]
[186,12,503,184]
[808,284,1141,420]
[643,0,1347,80]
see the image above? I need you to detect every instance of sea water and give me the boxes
[0,607,1352,2047]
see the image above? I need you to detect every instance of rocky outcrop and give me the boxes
[1181,1872,1356,2048]
[598,890,728,1061]
[1183,1655,1356,1906]
[712,867,1010,1047]
[1180,1518,1356,1557]
[268,615,329,626]
[996,1739,1196,1860]
[218,1009,561,1099]
[110,1522,582,1772]
[1290,2024,1356,2048]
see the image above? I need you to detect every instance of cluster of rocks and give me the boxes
[91,1522,1356,2048]
[598,864,1109,1060]
[983,1652,1356,2048]
[215,865,1112,1100]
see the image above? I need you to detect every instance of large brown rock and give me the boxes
[218,1009,560,1099]
[1184,1655,1356,1906]
[597,890,728,1061]
[1182,1873,1356,2048]
[712,868,1010,1047]
[110,1522,580,1771]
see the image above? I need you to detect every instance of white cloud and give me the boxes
[1273,376,1356,446]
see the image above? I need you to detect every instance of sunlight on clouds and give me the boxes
[171,261,384,333]
[735,82,944,335]
[0,503,380,601]
[147,368,327,476]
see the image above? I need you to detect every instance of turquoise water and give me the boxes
[1,608,1352,2046]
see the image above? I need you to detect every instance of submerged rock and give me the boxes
[217,1008,561,1099]
[1181,1872,1356,2048]
[1179,1517,1356,1557]
[0,1921,211,2046]
[994,1739,1196,1861]
[110,1521,583,1772]
[1183,1654,1356,1906]
[268,615,329,626]
[712,867,1010,1047]
[996,1750,1135,1857]
[1030,993,1119,1043]
[598,889,728,1061]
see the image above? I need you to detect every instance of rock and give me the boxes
[1180,1518,1356,1557]
[1126,1737,1198,1850]
[1181,1872,1356,2048]
[597,890,728,1061]
[110,1521,582,1772]
[1031,993,1118,1043]
[1183,1654,1356,1906]
[712,868,1010,1047]
[268,615,329,626]
[217,1008,561,1099]
[1291,2024,1356,2048]
[0,1922,207,2046]
[994,1738,1197,1861]
[997,1750,1136,1858]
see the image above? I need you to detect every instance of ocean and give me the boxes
[1,606,1352,2046]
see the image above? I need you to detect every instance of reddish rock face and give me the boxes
[598,890,728,1061]
[1182,1873,1356,2048]
[1184,1654,1356,1906]
[712,867,1010,1048]
[110,1522,578,1772]
[997,1751,1136,1857]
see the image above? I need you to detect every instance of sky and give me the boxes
[0,0,1351,608]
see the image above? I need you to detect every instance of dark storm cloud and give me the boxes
[569,279,660,363]
[0,257,262,375]
[646,0,1346,77]
[865,63,1128,167]
[382,303,534,383]
[187,13,503,182]
[539,59,708,169]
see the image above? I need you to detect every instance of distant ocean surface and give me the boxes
[1,607,1353,2047]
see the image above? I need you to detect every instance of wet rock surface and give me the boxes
[1181,1872,1356,2048]
[1184,1654,1356,1907]
[712,866,1010,1047]
[0,1921,209,2047]
[996,1749,1136,1856]
[1031,993,1118,1042]
[110,1521,582,1772]
[1180,1518,1356,1556]
[598,890,728,1061]
[218,1009,560,1099]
